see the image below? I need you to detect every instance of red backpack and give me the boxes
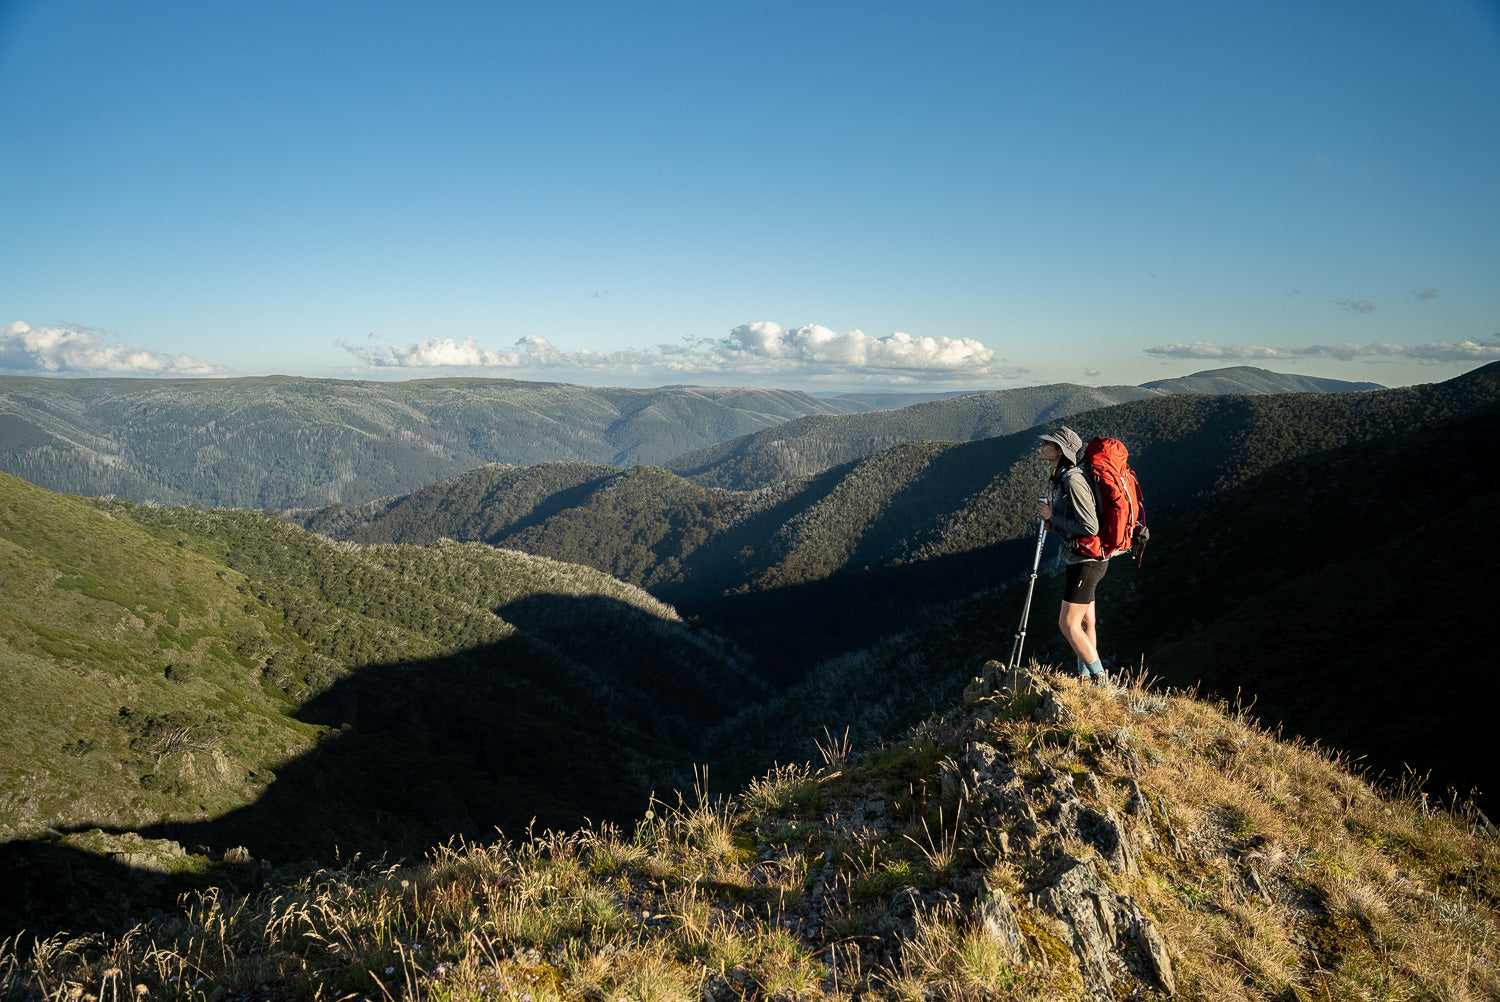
[1073,437,1147,562]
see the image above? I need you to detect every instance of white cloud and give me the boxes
[1,322,222,376]
[1405,339,1500,362]
[712,323,997,372]
[1335,299,1377,313]
[1144,338,1500,364]
[336,334,522,368]
[339,323,1022,383]
[337,332,662,371]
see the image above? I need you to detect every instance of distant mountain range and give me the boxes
[286,363,1500,807]
[292,367,1488,666]
[667,367,1384,490]
[0,376,888,508]
[0,366,1382,508]
[14,360,1500,948]
[1139,364,1384,395]
[663,382,1161,489]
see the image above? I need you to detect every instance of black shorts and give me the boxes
[1063,559,1109,605]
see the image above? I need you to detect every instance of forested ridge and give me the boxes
[1138,364,1383,394]
[297,364,1500,643]
[663,381,1160,489]
[666,367,1383,491]
[702,368,1500,817]
[0,376,884,508]
[1,366,1381,510]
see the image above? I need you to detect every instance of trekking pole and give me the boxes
[1007,498,1050,671]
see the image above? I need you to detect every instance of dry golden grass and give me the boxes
[5,664,1498,1001]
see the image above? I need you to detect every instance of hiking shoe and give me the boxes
[1091,671,1111,687]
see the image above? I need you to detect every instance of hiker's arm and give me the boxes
[1048,472,1099,538]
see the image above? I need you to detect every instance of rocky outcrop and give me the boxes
[956,667,1176,998]
[962,740,1039,845]
[1038,855,1176,997]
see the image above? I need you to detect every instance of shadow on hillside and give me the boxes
[1053,405,1500,813]
[1127,493,1500,814]
[678,534,1045,686]
[492,592,758,737]
[0,591,744,941]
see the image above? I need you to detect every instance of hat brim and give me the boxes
[1038,433,1078,463]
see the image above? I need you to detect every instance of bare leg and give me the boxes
[1058,600,1099,664]
[1081,601,1098,660]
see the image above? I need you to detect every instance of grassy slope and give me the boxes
[8,668,1497,1002]
[0,472,318,841]
[0,470,767,864]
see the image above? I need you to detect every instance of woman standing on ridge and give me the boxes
[1036,426,1111,685]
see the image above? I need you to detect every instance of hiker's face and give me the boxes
[1039,442,1061,462]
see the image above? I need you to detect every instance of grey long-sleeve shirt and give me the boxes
[1047,466,1100,564]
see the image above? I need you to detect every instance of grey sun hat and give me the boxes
[1038,426,1082,464]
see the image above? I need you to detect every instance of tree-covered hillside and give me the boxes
[664,381,1160,490]
[700,376,1500,815]
[0,367,1386,511]
[300,364,1500,678]
[0,470,766,866]
[1139,364,1384,395]
[666,367,1385,491]
[0,376,885,508]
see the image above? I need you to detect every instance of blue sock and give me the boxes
[1076,657,1089,677]
[1086,658,1104,676]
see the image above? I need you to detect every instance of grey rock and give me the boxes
[1037,855,1176,998]
[965,742,1038,841]
[1125,777,1160,851]
[963,660,1005,704]
[1054,800,1137,876]
[1033,688,1073,725]
[974,885,1028,967]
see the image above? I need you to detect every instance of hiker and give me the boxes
[1036,426,1111,685]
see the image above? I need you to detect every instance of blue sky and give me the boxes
[2,0,1497,391]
